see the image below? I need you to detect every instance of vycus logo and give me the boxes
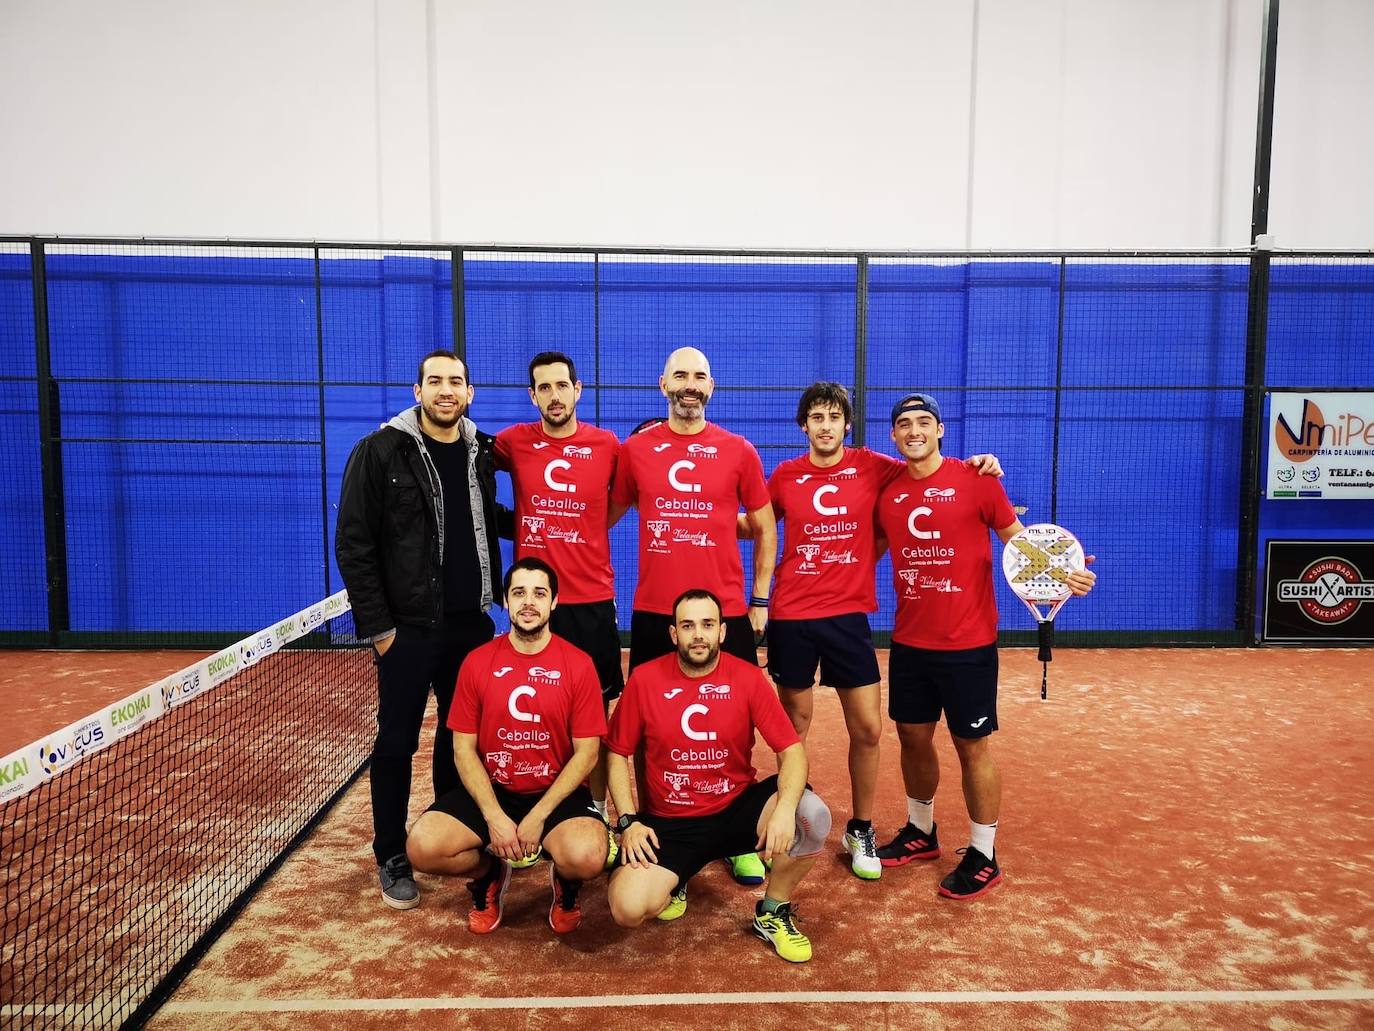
[681,703,716,741]
[812,484,847,516]
[907,507,940,540]
[543,459,576,493]
[668,461,700,493]
[508,685,541,724]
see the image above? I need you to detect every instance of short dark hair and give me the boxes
[416,349,469,387]
[503,556,558,600]
[528,351,578,389]
[671,588,722,621]
[796,382,854,428]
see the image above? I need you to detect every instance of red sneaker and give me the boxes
[548,867,583,934]
[467,860,512,934]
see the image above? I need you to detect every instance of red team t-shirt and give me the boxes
[769,447,903,620]
[495,422,620,605]
[605,652,799,818]
[876,457,1018,651]
[448,634,608,794]
[609,422,770,617]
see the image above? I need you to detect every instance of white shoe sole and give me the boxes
[381,888,421,910]
[843,834,882,880]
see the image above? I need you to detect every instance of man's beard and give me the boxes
[541,404,573,429]
[677,640,719,672]
[668,388,708,422]
[422,398,465,428]
[511,613,550,642]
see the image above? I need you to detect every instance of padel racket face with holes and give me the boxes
[1001,523,1085,622]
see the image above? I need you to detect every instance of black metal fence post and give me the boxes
[31,241,70,645]
[853,255,869,446]
[1236,0,1281,642]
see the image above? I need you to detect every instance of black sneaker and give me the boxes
[876,821,941,867]
[938,846,1002,900]
[378,853,420,910]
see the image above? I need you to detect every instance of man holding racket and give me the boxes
[495,352,623,829]
[765,382,1002,881]
[876,393,1095,899]
[608,346,777,889]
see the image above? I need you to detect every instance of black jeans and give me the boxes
[369,612,494,864]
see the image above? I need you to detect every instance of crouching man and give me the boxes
[604,589,831,962]
[407,558,609,933]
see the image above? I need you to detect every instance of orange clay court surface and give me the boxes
[2,646,1372,1029]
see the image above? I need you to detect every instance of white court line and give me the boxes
[149,989,1374,1014]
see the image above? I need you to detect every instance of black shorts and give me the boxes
[427,781,604,845]
[551,599,625,702]
[767,613,880,690]
[638,775,780,883]
[628,610,759,672]
[888,642,999,739]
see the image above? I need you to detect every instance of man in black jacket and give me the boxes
[336,349,511,909]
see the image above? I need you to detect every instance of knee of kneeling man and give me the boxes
[789,790,832,857]
[608,893,648,928]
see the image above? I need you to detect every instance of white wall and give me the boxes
[1268,0,1374,249]
[0,0,1367,248]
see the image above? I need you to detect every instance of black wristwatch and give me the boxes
[614,812,639,833]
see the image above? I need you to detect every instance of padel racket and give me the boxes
[1001,523,1086,700]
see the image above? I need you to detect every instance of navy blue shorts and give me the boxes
[766,613,880,690]
[888,642,999,739]
[551,599,625,702]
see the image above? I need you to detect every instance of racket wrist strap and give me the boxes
[748,595,770,608]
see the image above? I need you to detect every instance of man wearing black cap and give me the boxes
[874,393,1096,899]
[760,382,1002,882]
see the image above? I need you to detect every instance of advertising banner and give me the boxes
[1263,540,1374,642]
[1267,392,1374,499]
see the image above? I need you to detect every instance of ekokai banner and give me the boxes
[1268,392,1374,499]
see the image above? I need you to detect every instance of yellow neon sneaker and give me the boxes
[604,828,619,871]
[656,886,688,922]
[752,902,812,963]
[727,852,766,885]
[506,846,542,869]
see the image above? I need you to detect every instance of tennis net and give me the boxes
[0,592,374,1029]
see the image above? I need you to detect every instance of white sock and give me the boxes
[970,820,997,858]
[593,798,608,820]
[907,797,934,834]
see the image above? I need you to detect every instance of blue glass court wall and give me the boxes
[0,238,1369,647]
